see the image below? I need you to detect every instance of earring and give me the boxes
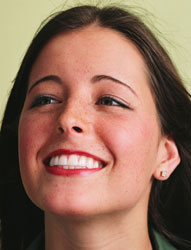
[161,171,167,177]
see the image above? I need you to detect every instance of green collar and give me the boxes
[153,231,177,250]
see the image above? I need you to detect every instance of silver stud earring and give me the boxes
[161,171,167,177]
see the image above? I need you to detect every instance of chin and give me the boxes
[39,192,104,219]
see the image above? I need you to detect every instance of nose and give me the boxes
[58,125,83,134]
[56,101,91,136]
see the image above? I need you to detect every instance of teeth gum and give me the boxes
[48,154,103,169]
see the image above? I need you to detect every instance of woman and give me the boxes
[0,4,191,250]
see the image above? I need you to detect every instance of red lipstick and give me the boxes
[45,167,102,177]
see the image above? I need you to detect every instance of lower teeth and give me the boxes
[51,165,101,169]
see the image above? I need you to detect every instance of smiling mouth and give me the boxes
[46,154,104,169]
[44,150,107,173]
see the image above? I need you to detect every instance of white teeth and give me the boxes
[48,154,103,169]
[68,155,79,165]
[49,157,54,166]
[50,156,59,166]
[93,161,99,169]
[59,155,67,165]
[78,156,87,166]
[55,156,59,165]
[87,158,94,169]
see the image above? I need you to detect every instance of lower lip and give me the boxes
[45,166,103,177]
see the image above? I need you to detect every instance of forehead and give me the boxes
[30,25,147,81]
[29,25,154,106]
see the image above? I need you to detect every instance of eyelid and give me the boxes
[29,94,61,109]
[98,95,133,109]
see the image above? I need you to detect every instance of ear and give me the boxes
[153,136,180,181]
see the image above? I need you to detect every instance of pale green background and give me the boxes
[1,0,191,120]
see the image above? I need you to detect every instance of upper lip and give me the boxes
[43,149,107,166]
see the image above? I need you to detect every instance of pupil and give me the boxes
[41,97,50,105]
[104,98,112,105]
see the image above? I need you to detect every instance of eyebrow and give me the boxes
[28,74,137,97]
[91,75,137,97]
[28,75,63,93]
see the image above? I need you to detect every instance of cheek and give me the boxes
[18,112,55,157]
[103,115,157,152]
[18,113,54,186]
[98,113,160,177]
[97,115,159,207]
[19,115,43,163]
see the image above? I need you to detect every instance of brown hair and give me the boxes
[0,5,191,250]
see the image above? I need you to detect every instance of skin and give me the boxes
[18,25,180,250]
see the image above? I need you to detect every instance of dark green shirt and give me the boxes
[25,231,177,250]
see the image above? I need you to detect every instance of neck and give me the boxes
[45,209,152,250]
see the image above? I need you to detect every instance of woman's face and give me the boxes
[19,25,163,218]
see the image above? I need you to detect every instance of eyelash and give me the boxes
[29,95,131,110]
[30,95,61,108]
[96,95,132,109]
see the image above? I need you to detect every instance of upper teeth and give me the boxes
[49,154,103,169]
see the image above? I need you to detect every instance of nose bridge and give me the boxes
[64,97,86,121]
[57,93,92,135]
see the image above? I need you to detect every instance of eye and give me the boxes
[30,95,61,108]
[96,95,131,109]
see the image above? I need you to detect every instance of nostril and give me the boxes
[58,127,64,133]
[72,126,83,133]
